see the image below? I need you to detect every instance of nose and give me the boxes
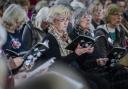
[64,19,69,26]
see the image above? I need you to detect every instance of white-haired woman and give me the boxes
[42,5,93,63]
[22,7,49,51]
[42,5,111,89]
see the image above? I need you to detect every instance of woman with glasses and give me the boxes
[42,6,111,89]
[95,4,125,57]
[95,4,128,89]
[42,5,89,61]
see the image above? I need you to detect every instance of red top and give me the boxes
[29,0,37,5]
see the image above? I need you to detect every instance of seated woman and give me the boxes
[42,5,89,63]
[69,8,108,70]
[95,4,126,58]
[2,4,28,75]
[2,4,27,53]
[22,7,49,51]
[89,3,105,31]
[42,5,111,89]
[95,4,128,89]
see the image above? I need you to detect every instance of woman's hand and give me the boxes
[87,46,94,54]
[9,57,23,70]
[96,58,109,66]
[75,44,94,56]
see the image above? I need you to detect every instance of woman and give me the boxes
[22,7,49,51]
[2,4,27,53]
[90,3,105,31]
[2,4,28,75]
[95,4,128,89]
[95,4,126,57]
[42,5,110,89]
[42,5,90,63]
[69,8,109,69]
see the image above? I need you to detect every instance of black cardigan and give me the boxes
[42,33,78,64]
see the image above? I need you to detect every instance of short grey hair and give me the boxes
[35,7,49,30]
[47,5,71,23]
[2,4,27,29]
[73,8,88,27]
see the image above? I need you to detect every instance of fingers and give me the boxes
[75,44,94,56]
[97,58,108,66]
[75,47,89,56]
[10,57,23,69]
[88,47,94,53]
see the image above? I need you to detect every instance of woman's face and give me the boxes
[93,8,104,21]
[79,15,90,30]
[53,16,69,31]
[11,20,24,31]
[109,12,122,26]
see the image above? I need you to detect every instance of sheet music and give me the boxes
[28,57,55,78]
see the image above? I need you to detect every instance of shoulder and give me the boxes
[94,25,108,36]
[43,33,58,45]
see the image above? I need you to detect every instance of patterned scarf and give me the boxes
[48,26,71,56]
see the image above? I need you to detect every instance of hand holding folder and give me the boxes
[66,35,105,51]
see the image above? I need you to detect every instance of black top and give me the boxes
[3,30,24,53]
[42,33,78,64]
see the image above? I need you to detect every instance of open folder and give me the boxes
[107,47,127,59]
[66,35,105,51]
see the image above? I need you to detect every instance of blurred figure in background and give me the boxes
[0,24,7,89]
[14,62,91,89]
[22,6,49,51]
[15,0,30,14]
[89,3,105,31]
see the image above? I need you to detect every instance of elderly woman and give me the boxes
[69,8,94,39]
[42,5,90,63]
[22,7,49,51]
[67,8,111,74]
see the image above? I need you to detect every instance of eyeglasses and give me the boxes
[111,13,123,16]
[55,17,70,22]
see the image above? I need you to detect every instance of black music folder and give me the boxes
[66,35,105,51]
[107,47,127,59]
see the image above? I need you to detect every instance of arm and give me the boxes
[95,29,108,57]
[22,25,33,51]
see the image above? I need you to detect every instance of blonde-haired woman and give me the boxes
[43,5,91,63]
[2,4,27,75]
[2,4,27,53]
